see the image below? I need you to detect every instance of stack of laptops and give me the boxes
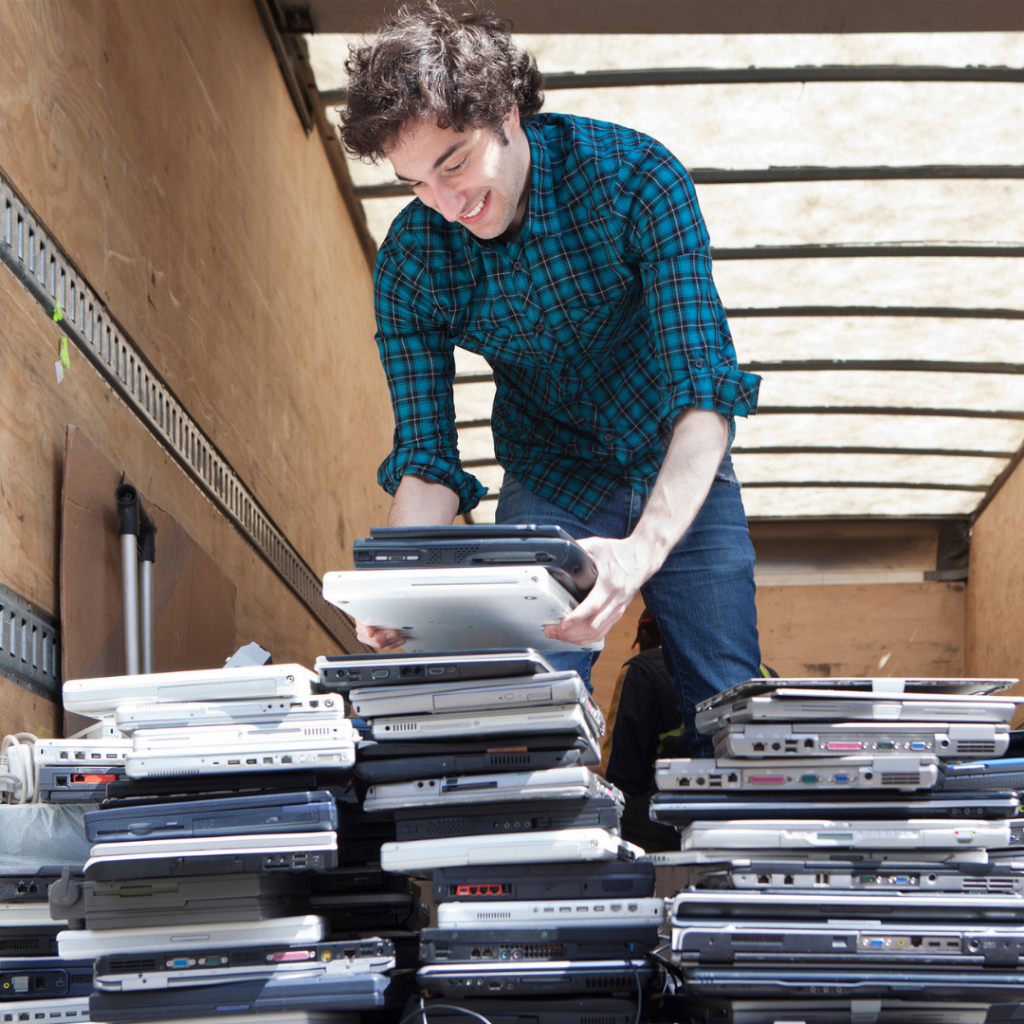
[645,675,1024,1023]
[315,650,661,1024]
[323,526,603,653]
[54,664,418,1021]
[0,864,93,1024]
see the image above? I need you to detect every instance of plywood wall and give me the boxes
[966,460,1024,713]
[0,0,392,729]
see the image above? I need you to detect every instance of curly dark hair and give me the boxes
[339,1,544,161]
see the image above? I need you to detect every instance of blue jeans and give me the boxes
[494,458,760,758]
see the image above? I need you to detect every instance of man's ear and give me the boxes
[504,105,521,136]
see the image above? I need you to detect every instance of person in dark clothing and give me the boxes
[605,610,777,850]
[604,612,685,851]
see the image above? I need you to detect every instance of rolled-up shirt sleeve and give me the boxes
[618,142,761,436]
[374,233,487,515]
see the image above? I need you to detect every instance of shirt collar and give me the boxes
[521,118,559,238]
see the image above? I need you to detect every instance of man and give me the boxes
[340,2,761,751]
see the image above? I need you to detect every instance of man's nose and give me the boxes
[432,182,464,222]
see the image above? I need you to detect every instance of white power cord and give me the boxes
[0,733,38,804]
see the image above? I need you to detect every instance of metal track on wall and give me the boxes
[0,582,60,702]
[0,172,360,654]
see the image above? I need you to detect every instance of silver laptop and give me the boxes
[63,664,316,716]
[697,692,1020,734]
[57,915,326,959]
[688,854,1024,894]
[363,766,620,813]
[655,755,940,793]
[322,566,603,653]
[678,819,1009,851]
[93,938,395,991]
[714,721,1010,760]
[349,670,602,729]
[367,702,601,750]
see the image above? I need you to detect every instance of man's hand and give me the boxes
[544,535,652,645]
[545,408,729,646]
[356,622,406,651]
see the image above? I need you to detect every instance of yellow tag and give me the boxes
[59,337,70,368]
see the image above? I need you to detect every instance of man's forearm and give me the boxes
[387,474,460,527]
[631,408,729,576]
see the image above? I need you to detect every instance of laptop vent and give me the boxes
[583,974,630,990]
[300,726,335,737]
[955,741,996,753]
[0,937,50,953]
[581,1017,622,1024]
[963,878,1017,893]
[425,546,480,564]
[486,753,532,767]
[735,933,785,947]
[105,957,159,972]
[879,772,923,786]
[423,819,476,838]
[388,722,420,733]
[150,768,201,776]
[470,911,513,921]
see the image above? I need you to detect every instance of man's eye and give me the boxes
[446,160,466,174]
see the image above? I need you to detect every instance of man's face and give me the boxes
[385,108,531,239]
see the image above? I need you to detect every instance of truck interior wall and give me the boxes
[0,0,391,732]
[966,459,1024,713]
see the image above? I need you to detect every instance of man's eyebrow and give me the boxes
[394,141,468,182]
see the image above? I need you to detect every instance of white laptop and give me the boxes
[380,828,641,874]
[436,896,665,928]
[363,766,620,813]
[678,818,1010,851]
[57,914,325,958]
[115,695,343,733]
[322,567,603,653]
[126,739,355,778]
[34,739,132,767]
[0,998,91,1024]
[63,664,316,716]
[130,712,354,752]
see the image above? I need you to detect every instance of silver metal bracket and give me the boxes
[0,582,61,703]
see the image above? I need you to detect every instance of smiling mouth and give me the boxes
[460,192,488,222]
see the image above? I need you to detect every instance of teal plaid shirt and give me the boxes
[374,113,760,521]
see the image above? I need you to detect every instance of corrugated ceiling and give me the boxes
[308,30,1024,522]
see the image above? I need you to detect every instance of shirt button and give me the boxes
[534,322,544,334]
[604,431,615,444]
[693,358,705,369]
[512,260,522,271]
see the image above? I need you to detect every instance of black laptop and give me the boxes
[353,524,597,600]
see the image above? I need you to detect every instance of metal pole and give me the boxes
[115,485,140,676]
[118,532,140,675]
[139,559,153,674]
